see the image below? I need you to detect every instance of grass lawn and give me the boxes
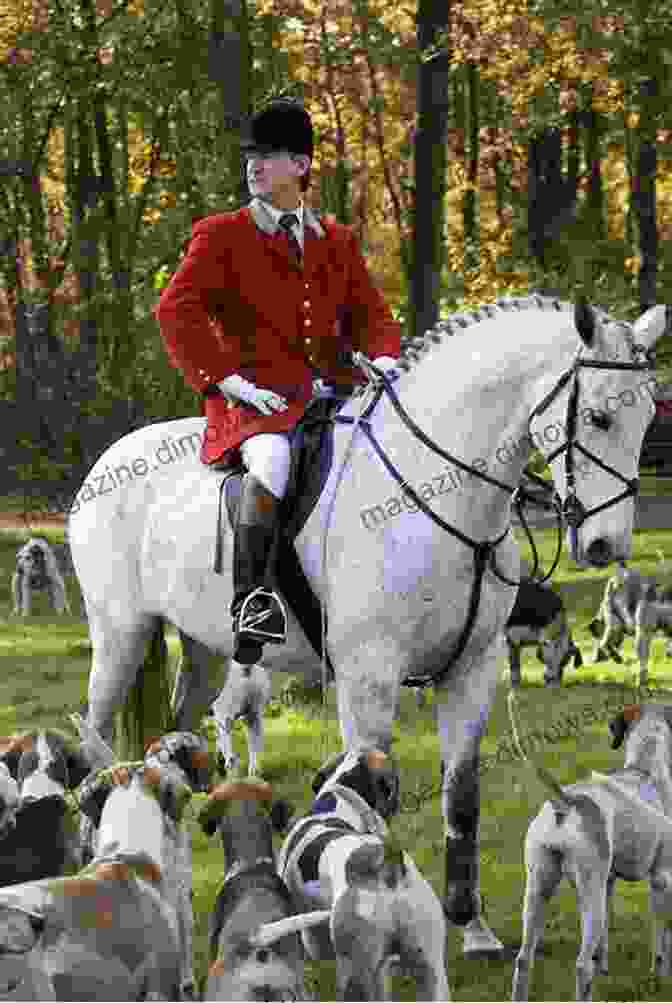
[640,473,672,495]
[3,524,672,1000]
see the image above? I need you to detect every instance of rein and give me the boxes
[325,340,653,689]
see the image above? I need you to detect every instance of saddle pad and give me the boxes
[221,395,348,677]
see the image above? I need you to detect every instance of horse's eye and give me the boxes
[590,410,612,431]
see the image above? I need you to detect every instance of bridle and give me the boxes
[333,328,655,688]
[527,338,655,560]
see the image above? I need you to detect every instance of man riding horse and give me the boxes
[156,97,401,664]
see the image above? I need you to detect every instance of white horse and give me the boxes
[68,295,666,957]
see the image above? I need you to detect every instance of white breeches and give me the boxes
[240,433,291,499]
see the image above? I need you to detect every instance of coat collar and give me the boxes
[247,196,325,239]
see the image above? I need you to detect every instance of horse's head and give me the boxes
[530,299,667,567]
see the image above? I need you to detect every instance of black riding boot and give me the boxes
[230,474,287,664]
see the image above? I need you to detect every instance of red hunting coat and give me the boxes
[155,198,401,465]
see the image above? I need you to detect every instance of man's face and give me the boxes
[245,150,309,204]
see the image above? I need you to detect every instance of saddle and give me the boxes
[214,394,350,678]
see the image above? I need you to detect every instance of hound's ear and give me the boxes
[575,297,597,347]
[608,713,627,749]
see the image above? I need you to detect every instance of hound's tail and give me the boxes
[343,834,407,888]
[251,911,332,948]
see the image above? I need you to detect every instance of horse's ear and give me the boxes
[575,297,596,347]
[632,304,668,348]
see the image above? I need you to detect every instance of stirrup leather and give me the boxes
[236,586,287,644]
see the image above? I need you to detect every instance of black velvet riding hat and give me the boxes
[240,98,314,160]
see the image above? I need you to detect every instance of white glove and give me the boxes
[372,356,400,381]
[217,374,288,415]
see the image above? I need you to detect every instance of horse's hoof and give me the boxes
[462,917,505,957]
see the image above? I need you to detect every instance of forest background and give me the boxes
[2,0,672,508]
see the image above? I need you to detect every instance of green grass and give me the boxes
[640,473,672,495]
[4,524,672,998]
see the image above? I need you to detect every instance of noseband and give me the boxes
[528,341,654,556]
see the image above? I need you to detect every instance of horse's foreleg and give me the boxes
[436,640,504,957]
[333,641,402,753]
[172,631,223,734]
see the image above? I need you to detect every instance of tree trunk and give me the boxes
[527,127,578,272]
[354,0,407,273]
[583,93,604,242]
[463,60,479,275]
[411,0,450,339]
[623,97,637,256]
[320,8,350,224]
[567,107,580,201]
[69,98,100,417]
[636,76,659,311]
[490,92,507,227]
[210,0,252,205]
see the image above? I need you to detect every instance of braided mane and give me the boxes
[396,294,620,372]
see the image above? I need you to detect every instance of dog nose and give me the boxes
[255,948,270,964]
[585,537,612,567]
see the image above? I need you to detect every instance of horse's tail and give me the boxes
[116,619,174,761]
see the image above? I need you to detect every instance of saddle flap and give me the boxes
[216,394,347,674]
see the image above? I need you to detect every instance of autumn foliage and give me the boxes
[2,0,672,363]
